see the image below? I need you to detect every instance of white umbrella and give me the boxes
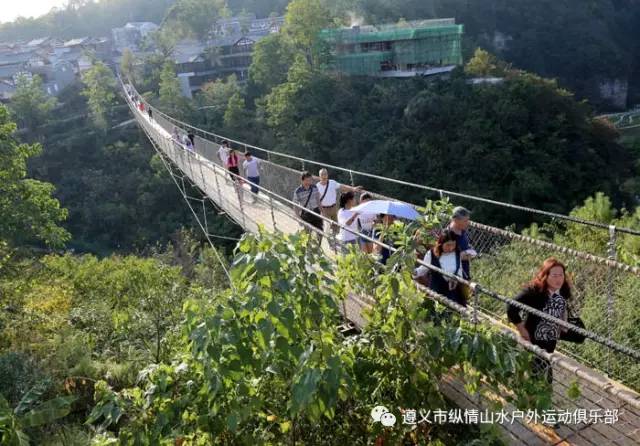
[350,200,421,220]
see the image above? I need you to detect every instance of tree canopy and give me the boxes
[162,0,225,39]
[81,61,118,131]
[0,105,69,248]
[159,61,190,116]
[0,0,173,41]
[9,75,57,133]
[253,63,634,225]
[2,1,640,444]
[2,0,639,107]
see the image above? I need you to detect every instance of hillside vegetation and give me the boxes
[2,1,640,444]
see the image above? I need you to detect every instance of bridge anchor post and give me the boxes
[269,195,277,231]
[606,225,617,374]
[213,164,224,205]
[470,282,479,328]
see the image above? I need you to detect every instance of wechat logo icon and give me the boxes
[370,405,397,427]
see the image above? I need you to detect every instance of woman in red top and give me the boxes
[226,148,240,182]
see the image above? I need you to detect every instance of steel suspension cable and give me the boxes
[138,95,640,237]
[139,109,640,364]
[127,95,237,289]
[127,91,640,409]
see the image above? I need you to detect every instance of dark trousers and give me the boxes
[430,275,467,307]
[301,208,323,232]
[228,166,239,181]
[247,176,260,194]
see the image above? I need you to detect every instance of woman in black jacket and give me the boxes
[507,257,571,383]
[414,230,465,306]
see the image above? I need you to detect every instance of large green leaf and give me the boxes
[290,367,322,415]
[0,394,10,412]
[15,429,30,446]
[21,396,76,428]
[14,381,49,416]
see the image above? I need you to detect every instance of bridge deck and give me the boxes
[132,100,640,446]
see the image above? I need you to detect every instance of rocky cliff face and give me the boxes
[492,31,512,52]
[484,30,631,111]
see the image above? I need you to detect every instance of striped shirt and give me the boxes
[293,185,321,214]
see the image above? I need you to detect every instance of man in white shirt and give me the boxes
[243,152,261,202]
[316,168,362,240]
[217,140,230,166]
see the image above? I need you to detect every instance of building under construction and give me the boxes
[319,18,463,77]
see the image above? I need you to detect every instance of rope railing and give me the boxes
[130,100,640,413]
[124,80,640,446]
[137,94,640,238]
[129,108,640,446]
[123,79,640,409]
[169,140,640,362]
[132,111,236,291]
[124,89,640,363]
[141,103,640,385]
[315,179,640,278]
[469,221,640,276]
[138,98,640,383]
[148,95,640,345]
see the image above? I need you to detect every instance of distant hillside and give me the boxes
[355,0,640,110]
[2,0,639,110]
[0,0,175,41]
[0,0,290,42]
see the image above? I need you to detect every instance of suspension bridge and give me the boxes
[598,108,640,131]
[121,80,640,446]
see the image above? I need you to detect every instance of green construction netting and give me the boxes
[320,24,463,45]
[333,51,393,75]
[320,20,463,75]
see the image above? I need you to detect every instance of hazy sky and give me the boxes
[1,0,69,24]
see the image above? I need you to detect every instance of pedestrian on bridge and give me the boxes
[226,148,240,182]
[414,229,466,307]
[316,168,362,245]
[449,206,476,279]
[183,134,194,151]
[218,141,230,167]
[147,106,153,121]
[293,171,323,237]
[171,127,180,142]
[171,127,182,151]
[507,257,572,384]
[337,191,360,252]
[243,152,261,202]
[356,193,376,254]
[372,214,396,265]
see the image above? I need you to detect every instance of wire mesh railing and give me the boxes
[467,224,640,388]
[130,92,640,392]
[125,87,640,444]
[136,99,640,242]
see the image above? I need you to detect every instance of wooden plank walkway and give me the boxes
[134,105,640,446]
